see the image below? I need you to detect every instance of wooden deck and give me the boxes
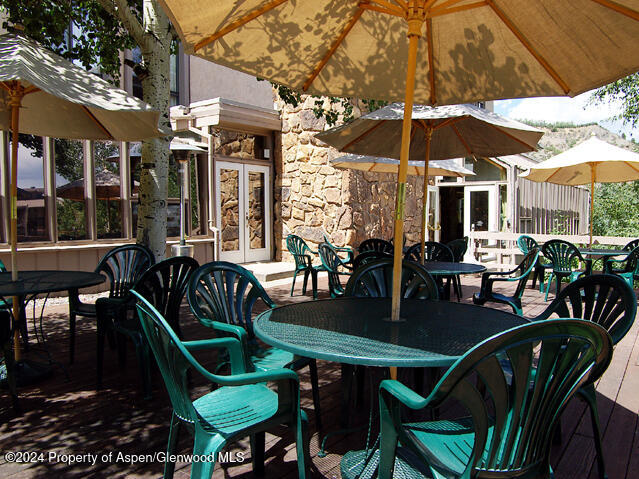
[1,273,638,478]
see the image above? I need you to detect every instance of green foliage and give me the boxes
[591,73,639,128]
[592,181,639,237]
[57,200,86,240]
[518,119,597,129]
[1,0,137,82]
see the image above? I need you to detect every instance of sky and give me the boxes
[493,90,636,141]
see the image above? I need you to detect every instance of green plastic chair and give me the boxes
[132,291,308,479]
[69,244,154,363]
[541,239,592,301]
[286,234,324,300]
[517,234,550,290]
[323,233,355,267]
[472,248,540,315]
[531,273,637,479]
[345,259,439,300]
[341,319,613,479]
[188,261,322,429]
[403,241,454,263]
[318,242,352,298]
[603,245,639,289]
[0,259,10,310]
[446,237,468,301]
[358,238,394,255]
[351,250,393,271]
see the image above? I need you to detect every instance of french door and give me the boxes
[426,185,440,242]
[463,185,498,238]
[215,161,271,263]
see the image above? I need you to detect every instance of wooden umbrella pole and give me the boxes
[590,162,597,247]
[420,127,432,264]
[9,85,23,360]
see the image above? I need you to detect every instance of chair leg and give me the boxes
[455,275,462,302]
[340,363,355,428]
[580,387,607,479]
[308,359,322,431]
[544,273,554,301]
[164,412,181,479]
[2,334,20,413]
[290,270,299,297]
[96,320,106,390]
[311,269,318,300]
[69,311,76,364]
[302,270,310,295]
[295,410,310,479]
[250,432,266,476]
[191,431,224,479]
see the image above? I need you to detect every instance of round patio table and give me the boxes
[419,261,486,276]
[578,248,627,257]
[254,297,528,368]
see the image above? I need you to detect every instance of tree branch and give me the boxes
[96,0,149,50]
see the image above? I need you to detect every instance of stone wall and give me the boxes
[273,94,426,261]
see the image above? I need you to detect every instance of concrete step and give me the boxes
[241,261,298,282]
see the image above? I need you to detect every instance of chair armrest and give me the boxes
[183,337,247,375]
[210,320,248,341]
[292,253,313,268]
[379,379,428,410]
[215,368,299,387]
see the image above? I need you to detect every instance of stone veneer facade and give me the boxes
[273,94,427,261]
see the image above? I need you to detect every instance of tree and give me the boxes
[591,73,639,128]
[2,0,173,259]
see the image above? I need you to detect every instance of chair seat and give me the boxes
[251,346,306,371]
[73,301,97,317]
[341,448,431,479]
[194,383,279,434]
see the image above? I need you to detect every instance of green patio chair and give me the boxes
[323,232,355,267]
[541,239,592,301]
[96,256,199,398]
[132,291,308,479]
[318,242,352,298]
[517,234,550,290]
[351,250,393,271]
[69,244,154,364]
[340,319,612,479]
[286,234,324,300]
[531,273,636,479]
[446,237,468,301]
[603,245,639,289]
[472,247,540,315]
[403,241,454,263]
[188,261,322,430]
[0,259,9,310]
[358,238,394,255]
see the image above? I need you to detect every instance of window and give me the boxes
[95,141,123,239]
[14,137,48,242]
[56,139,87,240]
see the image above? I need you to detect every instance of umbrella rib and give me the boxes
[429,1,488,17]
[486,0,570,94]
[544,168,564,183]
[360,2,406,17]
[81,106,115,140]
[426,17,436,105]
[342,120,387,150]
[451,124,473,156]
[486,123,538,150]
[303,8,364,91]
[193,0,290,51]
[368,0,407,16]
[432,116,465,130]
[590,0,639,21]
[624,161,639,175]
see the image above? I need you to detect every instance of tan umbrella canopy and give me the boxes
[57,170,140,201]
[521,136,639,244]
[159,0,639,321]
[318,102,543,261]
[0,33,165,359]
[331,154,474,177]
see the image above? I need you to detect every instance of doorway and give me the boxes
[215,161,271,263]
[439,187,464,244]
[464,185,498,237]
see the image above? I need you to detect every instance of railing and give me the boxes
[467,231,637,269]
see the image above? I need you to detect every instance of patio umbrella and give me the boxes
[160,0,639,321]
[331,154,475,177]
[0,33,165,359]
[318,103,543,262]
[521,136,639,245]
[56,169,140,201]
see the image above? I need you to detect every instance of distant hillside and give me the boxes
[518,122,639,163]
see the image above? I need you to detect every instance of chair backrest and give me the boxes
[404,241,454,263]
[188,261,274,339]
[510,247,541,299]
[345,259,439,300]
[623,239,639,251]
[286,234,313,269]
[416,319,612,478]
[357,238,394,255]
[446,237,468,263]
[133,291,203,424]
[517,235,538,254]
[533,274,637,345]
[133,256,200,336]
[541,239,582,274]
[0,259,5,272]
[352,250,393,271]
[618,245,639,276]
[95,244,155,298]
[318,243,346,297]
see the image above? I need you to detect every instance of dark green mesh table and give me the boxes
[254,297,528,368]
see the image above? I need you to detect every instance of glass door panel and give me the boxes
[216,162,244,263]
[244,165,271,262]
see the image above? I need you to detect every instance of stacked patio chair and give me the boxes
[188,261,322,430]
[96,256,199,398]
[323,233,355,267]
[357,238,394,255]
[472,247,540,315]
[517,234,550,289]
[340,319,613,479]
[604,245,639,288]
[286,234,324,300]
[530,274,636,478]
[69,244,154,365]
[351,250,393,271]
[318,242,353,298]
[404,241,454,298]
[133,292,309,479]
[541,239,592,301]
